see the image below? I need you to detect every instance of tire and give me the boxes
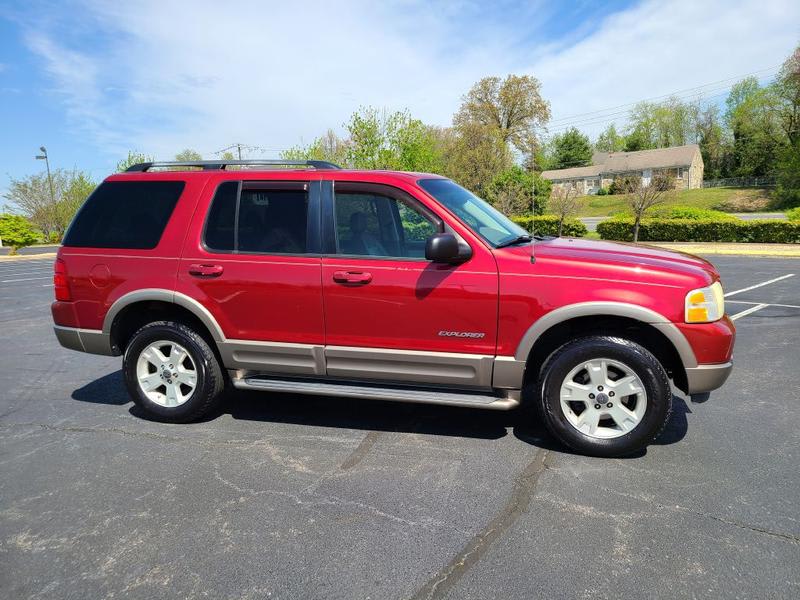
[123,321,226,423]
[536,335,672,457]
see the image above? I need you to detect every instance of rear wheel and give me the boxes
[537,336,672,457]
[123,321,225,422]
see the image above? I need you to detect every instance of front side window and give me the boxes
[418,178,528,247]
[203,181,309,254]
[334,188,437,259]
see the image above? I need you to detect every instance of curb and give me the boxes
[0,252,58,262]
[649,243,800,257]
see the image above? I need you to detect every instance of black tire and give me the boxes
[123,321,226,423]
[536,335,672,457]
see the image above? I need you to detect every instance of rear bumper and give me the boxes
[685,361,733,394]
[53,326,115,356]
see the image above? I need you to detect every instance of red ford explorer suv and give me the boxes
[52,160,734,457]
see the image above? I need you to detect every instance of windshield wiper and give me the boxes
[495,234,533,248]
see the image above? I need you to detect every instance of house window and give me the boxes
[586,179,599,189]
[676,168,684,178]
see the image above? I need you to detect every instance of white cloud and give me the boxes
[21,0,800,158]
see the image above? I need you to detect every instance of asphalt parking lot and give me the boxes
[1,254,799,599]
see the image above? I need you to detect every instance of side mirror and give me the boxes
[425,233,463,263]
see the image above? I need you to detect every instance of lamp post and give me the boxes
[35,146,56,207]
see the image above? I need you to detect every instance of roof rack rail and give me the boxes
[125,159,342,172]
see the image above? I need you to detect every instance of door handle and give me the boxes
[333,270,372,285]
[188,263,224,278]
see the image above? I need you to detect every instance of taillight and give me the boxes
[54,259,71,301]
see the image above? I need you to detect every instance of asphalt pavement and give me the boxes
[1,255,798,599]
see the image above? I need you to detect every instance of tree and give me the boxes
[550,127,592,169]
[282,130,349,166]
[595,124,625,152]
[174,148,203,161]
[116,150,154,172]
[696,105,730,179]
[454,75,550,156]
[725,78,784,176]
[0,213,39,254]
[4,169,95,241]
[440,122,512,196]
[625,97,700,150]
[548,185,583,236]
[486,165,550,216]
[774,45,800,207]
[623,175,674,242]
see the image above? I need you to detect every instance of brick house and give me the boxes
[541,144,704,195]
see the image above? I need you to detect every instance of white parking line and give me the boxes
[0,270,53,277]
[0,276,53,283]
[724,274,795,297]
[728,300,800,310]
[730,304,769,321]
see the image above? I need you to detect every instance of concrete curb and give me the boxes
[0,252,57,262]
[649,243,800,257]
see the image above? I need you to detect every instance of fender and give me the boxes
[102,288,226,342]
[513,301,698,368]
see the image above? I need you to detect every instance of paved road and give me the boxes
[1,256,799,599]
[0,245,59,256]
[580,213,787,232]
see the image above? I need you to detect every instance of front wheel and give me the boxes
[537,336,672,457]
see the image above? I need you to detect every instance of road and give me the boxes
[580,212,787,232]
[1,255,799,599]
[0,245,59,256]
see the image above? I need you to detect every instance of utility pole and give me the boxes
[35,146,56,207]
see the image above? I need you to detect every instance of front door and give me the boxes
[177,178,325,376]
[320,181,499,389]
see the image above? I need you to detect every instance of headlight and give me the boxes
[685,281,725,323]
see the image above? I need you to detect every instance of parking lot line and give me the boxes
[724,274,795,297]
[730,303,769,320]
[0,276,53,283]
[0,270,53,277]
[728,300,800,310]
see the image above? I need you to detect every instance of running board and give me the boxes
[231,376,520,410]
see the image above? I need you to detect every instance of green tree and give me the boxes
[283,130,349,166]
[696,105,731,179]
[725,79,784,176]
[774,45,800,207]
[595,124,625,152]
[174,148,203,161]
[454,74,551,163]
[0,213,39,254]
[486,165,550,216]
[440,122,512,196]
[3,169,94,240]
[550,127,592,169]
[116,150,154,172]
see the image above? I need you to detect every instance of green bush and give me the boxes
[596,187,608,196]
[787,207,800,221]
[648,205,737,221]
[0,214,40,254]
[597,218,800,243]
[512,215,588,237]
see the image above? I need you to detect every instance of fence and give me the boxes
[702,176,776,188]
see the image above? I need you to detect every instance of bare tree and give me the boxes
[624,174,674,242]
[548,185,583,236]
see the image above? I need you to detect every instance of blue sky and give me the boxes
[1,0,798,198]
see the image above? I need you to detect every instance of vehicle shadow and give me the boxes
[71,370,689,456]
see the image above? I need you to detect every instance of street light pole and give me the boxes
[35,146,56,207]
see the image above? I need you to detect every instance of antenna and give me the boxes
[530,128,537,264]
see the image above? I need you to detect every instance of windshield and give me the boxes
[417,178,529,247]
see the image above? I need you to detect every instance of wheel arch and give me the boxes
[517,303,696,394]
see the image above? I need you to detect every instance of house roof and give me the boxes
[542,144,700,181]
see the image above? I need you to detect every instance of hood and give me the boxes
[500,237,718,285]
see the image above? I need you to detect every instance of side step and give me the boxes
[231,376,520,410]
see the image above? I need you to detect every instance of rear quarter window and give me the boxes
[63,180,185,249]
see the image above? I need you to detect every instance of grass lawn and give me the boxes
[573,187,774,217]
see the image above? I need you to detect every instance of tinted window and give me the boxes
[204,181,238,251]
[63,181,184,249]
[203,182,309,254]
[334,191,436,258]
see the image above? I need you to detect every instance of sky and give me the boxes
[0,0,798,197]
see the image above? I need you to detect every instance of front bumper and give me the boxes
[685,361,733,394]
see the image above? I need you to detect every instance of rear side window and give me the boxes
[203,181,309,254]
[63,181,184,249]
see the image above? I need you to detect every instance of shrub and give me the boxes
[597,218,800,243]
[786,207,800,221]
[0,214,40,254]
[648,205,737,221]
[596,187,608,196]
[512,215,588,237]
[609,175,640,195]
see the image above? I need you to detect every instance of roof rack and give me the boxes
[125,159,342,172]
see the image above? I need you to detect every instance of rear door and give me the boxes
[177,178,325,376]
[320,181,499,388]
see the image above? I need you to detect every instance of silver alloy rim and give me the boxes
[559,358,647,439]
[136,341,198,407]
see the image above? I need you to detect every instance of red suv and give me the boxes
[52,160,734,457]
